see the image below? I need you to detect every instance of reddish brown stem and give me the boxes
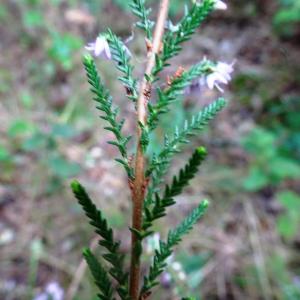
[129,1,170,299]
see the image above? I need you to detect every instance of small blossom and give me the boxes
[184,58,235,95]
[85,36,111,59]
[194,0,227,10]
[145,233,160,254]
[165,20,180,33]
[214,0,227,10]
[161,272,172,288]
[178,271,187,281]
[34,281,64,300]
[122,44,132,58]
[171,261,183,271]
[205,60,235,92]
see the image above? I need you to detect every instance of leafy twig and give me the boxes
[152,0,215,77]
[83,55,133,178]
[107,29,138,103]
[142,147,207,235]
[145,98,226,207]
[130,0,154,39]
[140,200,209,297]
[71,181,130,300]
[148,59,215,131]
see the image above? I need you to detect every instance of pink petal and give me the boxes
[103,41,112,59]
[206,74,218,90]
[94,37,105,56]
[215,0,227,10]
[215,83,224,93]
[85,43,95,51]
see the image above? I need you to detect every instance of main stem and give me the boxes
[129,0,169,299]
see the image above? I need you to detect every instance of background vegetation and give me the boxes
[0,0,299,299]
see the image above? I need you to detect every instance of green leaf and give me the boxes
[242,166,269,191]
[23,10,44,28]
[22,132,52,152]
[51,123,76,138]
[276,191,300,239]
[8,120,36,138]
[277,191,300,211]
[276,214,298,239]
[241,127,276,159]
[20,91,34,109]
[269,157,300,179]
[48,155,80,178]
[0,145,11,161]
[83,248,115,300]
[48,32,83,70]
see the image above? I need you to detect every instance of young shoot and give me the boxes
[71,1,234,299]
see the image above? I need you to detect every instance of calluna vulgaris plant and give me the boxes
[71,0,234,299]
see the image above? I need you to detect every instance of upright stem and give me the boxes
[129,1,169,299]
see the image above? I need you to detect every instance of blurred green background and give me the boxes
[0,0,299,299]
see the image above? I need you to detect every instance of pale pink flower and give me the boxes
[145,233,160,254]
[195,0,227,10]
[34,281,64,300]
[206,61,235,92]
[214,0,227,10]
[85,36,111,59]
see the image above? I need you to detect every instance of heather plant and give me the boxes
[71,1,234,299]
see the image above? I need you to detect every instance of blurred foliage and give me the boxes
[241,127,300,191]
[276,191,300,239]
[48,32,83,71]
[1,117,81,192]
[264,96,300,161]
[22,122,81,183]
[268,255,300,299]
[274,0,300,37]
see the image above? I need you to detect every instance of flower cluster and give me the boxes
[204,60,235,92]
[85,0,234,94]
[194,0,227,10]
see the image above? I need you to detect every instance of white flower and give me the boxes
[205,60,235,93]
[178,271,187,281]
[171,261,182,271]
[165,20,180,33]
[194,0,227,10]
[85,36,112,59]
[214,0,227,10]
[123,44,132,58]
[34,282,64,300]
[145,233,160,254]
